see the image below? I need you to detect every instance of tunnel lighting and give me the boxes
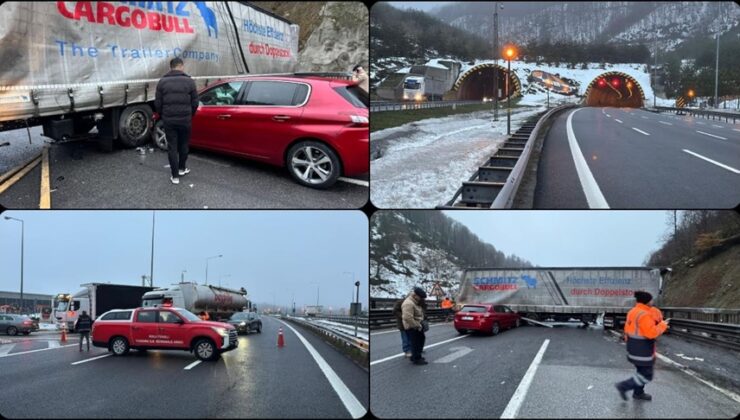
[626,81,632,88]
[688,89,695,98]
[612,78,620,87]
[503,45,517,60]
[598,79,606,87]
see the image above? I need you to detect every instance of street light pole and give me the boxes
[653,14,657,108]
[713,1,721,108]
[493,2,499,122]
[4,217,24,314]
[354,280,360,338]
[149,211,155,287]
[205,254,222,286]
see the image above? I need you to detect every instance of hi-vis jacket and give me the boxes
[624,303,669,366]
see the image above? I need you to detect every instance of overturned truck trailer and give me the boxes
[0,1,298,148]
[456,267,668,329]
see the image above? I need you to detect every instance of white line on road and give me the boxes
[614,119,623,124]
[338,177,369,187]
[682,150,740,174]
[641,116,649,119]
[733,129,740,132]
[696,131,727,140]
[184,360,202,370]
[370,334,470,366]
[655,353,740,404]
[500,339,550,419]
[70,353,112,365]
[277,319,366,418]
[0,343,78,358]
[566,109,609,209]
[632,127,650,136]
[711,124,723,128]
[434,346,473,364]
[696,121,706,125]
[48,340,61,349]
[659,121,672,126]
[605,114,611,117]
[0,344,14,356]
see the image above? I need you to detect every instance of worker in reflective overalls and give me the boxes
[615,291,669,401]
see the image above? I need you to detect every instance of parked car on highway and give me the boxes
[152,75,369,189]
[0,314,34,336]
[91,307,237,361]
[454,304,521,336]
[226,311,262,335]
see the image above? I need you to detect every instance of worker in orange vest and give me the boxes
[615,291,669,402]
[441,296,454,322]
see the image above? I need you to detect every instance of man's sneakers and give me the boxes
[615,382,628,401]
[412,359,428,365]
[170,176,179,184]
[404,352,411,358]
[633,392,652,401]
[178,168,191,176]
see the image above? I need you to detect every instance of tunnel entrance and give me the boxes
[584,72,644,108]
[454,63,521,101]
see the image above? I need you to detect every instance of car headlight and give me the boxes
[239,322,246,326]
[210,327,228,336]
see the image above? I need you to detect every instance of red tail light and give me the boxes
[23,320,32,325]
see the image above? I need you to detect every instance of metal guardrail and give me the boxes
[284,315,369,352]
[370,100,485,113]
[661,307,740,325]
[370,308,451,330]
[666,318,740,352]
[306,314,369,327]
[653,106,740,123]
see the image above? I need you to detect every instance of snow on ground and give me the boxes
[39,323,57,331]
[370,106,545,208]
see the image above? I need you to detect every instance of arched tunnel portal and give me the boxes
[584,71,645,108]
[454,63,521,101]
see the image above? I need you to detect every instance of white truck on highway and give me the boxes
[54,284,155,331]
[0,1,298,149]
[141,282,249,321]
[456,267,669,329]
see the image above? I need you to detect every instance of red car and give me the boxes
[91,307,237,361]
[153,75,369,189]
[454,304,521,335]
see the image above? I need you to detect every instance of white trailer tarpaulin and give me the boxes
[457,268,663,308]
[0,1,299,121]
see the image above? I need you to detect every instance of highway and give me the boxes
[370,322,740,418]
[534,107,740,209]
[0,316,368,418]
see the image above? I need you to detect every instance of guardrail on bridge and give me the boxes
[370,100,485,113]
[652,106,740,123]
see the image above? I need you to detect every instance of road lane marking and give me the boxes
[71,353,112,365]
[711,124,723,128]
[48,340,60,349]
[277,319,366,418]
[338,177,369,187]
[682,149,740,174]
[659,121,672,126]
[566,109,609,209]
[0,343,77,358]
[641,116,649,119]
[370,334,470,366]
[696,131,727,140]
[605,113,611,117]
[733,129,740,132]
[39,145,51,209]
[500,339,550,419]
[632,127,650,136]
[0,344,14,356]
[434,346,473,364]
[184,360,202,370]
[0,155,41,195]
[696,121,705,125]
[614,119,623,124]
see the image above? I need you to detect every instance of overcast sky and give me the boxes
[444,211,669,267]
[0,211,368,310]
[386,1,447,12]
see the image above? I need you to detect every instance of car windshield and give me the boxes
[174,309,201,322]
[404,80,421,89]
[230,313,249,320]
[56,301,68,311]
[459,306,487,313]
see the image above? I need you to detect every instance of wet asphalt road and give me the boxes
[0,316,368,418]
[370,322,740,418]
[534,107,740,209]
[0,128,368,209]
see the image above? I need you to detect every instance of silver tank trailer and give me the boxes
[143,282,247,321]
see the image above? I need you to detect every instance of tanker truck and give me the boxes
[456,267,670,329]
[55,283,156,332]
[141,282,249,321]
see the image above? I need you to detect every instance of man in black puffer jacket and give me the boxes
[154,58,199,184]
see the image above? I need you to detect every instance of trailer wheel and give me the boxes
[118,105,153,148]
[152,120,168,151]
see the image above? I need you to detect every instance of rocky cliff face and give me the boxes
[250,1,368,72]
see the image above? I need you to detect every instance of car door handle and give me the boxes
[272,115,291,121]
[216,114,232,120]
[132,326,139,331]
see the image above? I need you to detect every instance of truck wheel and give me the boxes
[110,337,130,356]
[194,338,218,361]
[152,120,168,150]
[491,322,500,336]
[286,141,341,189]
[118,105,153,148]
[7,326,17,336]
[256,323,261,333]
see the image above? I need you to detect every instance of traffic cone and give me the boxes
[277,327,285,348]
[60,323,67,343]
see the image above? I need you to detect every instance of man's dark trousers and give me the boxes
[406,328,426,361]
[165,122,191,177]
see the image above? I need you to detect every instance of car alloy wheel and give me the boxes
[7,326,17,336]
[196,341,214,360]
[492,322,500,335]
[112,338,127,355]
[153,120,168,150]
[291,146,334,185]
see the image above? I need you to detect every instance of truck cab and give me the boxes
[402,76,425,101]
[92,307,238,361]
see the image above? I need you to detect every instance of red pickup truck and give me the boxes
[91,307,238,361]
